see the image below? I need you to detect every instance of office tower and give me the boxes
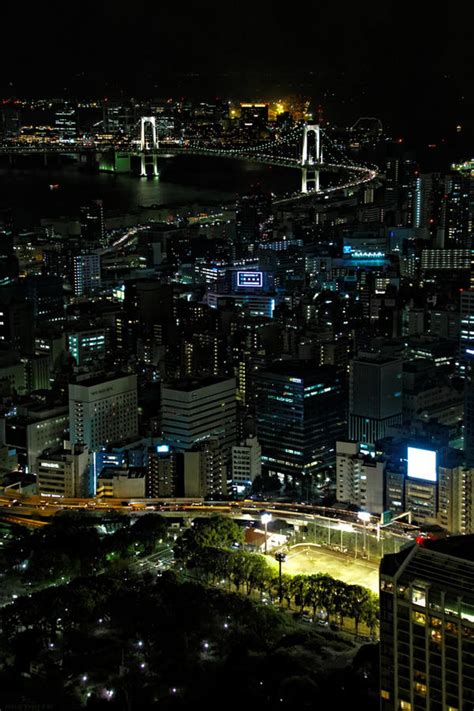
[465,351,474,467]
[124,280,175,333]
[349,352,403,445]
[72,254,101,296]
[0,354,26,396]
[24,276,65,324]
[239,103,268,131]
[409,172,471,247]
[181,331,225,379]
[437,458,474,534]
[177,439,227,498]
[0,298,34,353]
[335,440,385,513]
[232,436,262,492]
[429,308,460,341]
[161,376,237,455]
[80,200,104,244]
[146,444,176,498]
[1,107,21,140]
[5,404,69,475]
[459,290,474,374]
[421,248,471,272]
[0,218,18,282]
[55,105,77,142]
[37,444,90,497]
[235,188,272,245]
[69,373,138,451]
[380,536,474,710]
[402,359,464,427]
[23,354,50,392]
[442,172,471,248]
[254,362,346,483]
[67,328,106,365]
[34,331,66,372]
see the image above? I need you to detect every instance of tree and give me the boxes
[229,551,249,592]
[332,580,352,628]
[347,585,370,635]
[316,575,336,621]
[247,555,271,597]
[304,574,325,619]
[129,514,168,554]
[290,575,309,612]
[193,515,244,549]
[251,472,281,495]
[174,515,244,565]
[279,573,293,608]
[362,594,379,638]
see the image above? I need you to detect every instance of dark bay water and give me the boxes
[0,155,300,228]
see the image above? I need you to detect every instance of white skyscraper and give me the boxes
[69,373,138,451]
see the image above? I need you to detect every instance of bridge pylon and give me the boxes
[301,124,321,193]
[139,116,159,177]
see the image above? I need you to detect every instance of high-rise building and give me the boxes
[235,188,272,246]
[232,436,262,492]
[161,376,237,455]
[442,172,471,248]
[349,352,403,445]
[421,248,471,272]
[5,404,69,475]
[0,296,34,353]
[0,355,26,396]
[146,444,176,498]
[24,276,65,324]
[239,103,269,132]
[55,105,77,143]
[177,438,227,498]
[459,290,474,373]
[335,440,385,513]
[380,536,474,710]
[23,354,50,392]
[69,373,138,451]
[254,362,346,484]
[80,201,104,244]
[37,443,90,497]
[465,351,474,466]
[72,254,101,296]
[67,328,106,365]
[437,460,474,534]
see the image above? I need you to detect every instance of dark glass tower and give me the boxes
[253,362,346,486]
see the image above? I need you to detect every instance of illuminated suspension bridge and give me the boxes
[0,116,378,203]
[136,116,378,203]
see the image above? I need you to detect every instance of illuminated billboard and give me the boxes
[407,447,437,482]
[237,271,263,288]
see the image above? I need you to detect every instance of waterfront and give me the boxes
[0,155,300,227]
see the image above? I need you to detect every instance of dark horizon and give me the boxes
[3,1,474,142]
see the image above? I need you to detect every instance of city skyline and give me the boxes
[1,4,474,708]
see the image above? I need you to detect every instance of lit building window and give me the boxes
[413,611,426,626]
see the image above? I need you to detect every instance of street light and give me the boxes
[261,512,272,554]
[275,552,287,603]
[358,511,371,557]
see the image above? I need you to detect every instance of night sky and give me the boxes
[2,1,474,141]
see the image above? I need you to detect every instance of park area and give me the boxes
[280,544,380,594]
